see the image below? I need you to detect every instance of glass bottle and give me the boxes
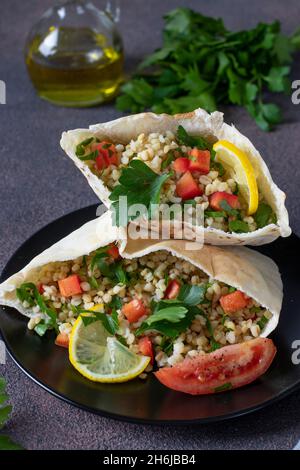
[25,1,123,107]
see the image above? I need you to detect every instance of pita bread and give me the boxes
[60,108,291,245]
[0,212,126,317]
[0,212,282,338]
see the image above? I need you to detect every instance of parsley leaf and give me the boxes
[78,150,98,162]
[254,203,277,228]
[204,210,227,219]
[161,152,175,170]
[177,284,206,306]
[135,284,206,339]
[76,308,119,335]
[219,199,240,217]
[89,276,98,289]
[144,306,188,326]
[257,315,269,330]
[176,125,211,150]
[228,220,250,233]
[228,286,237,293]
[116,7,298,130]
[0,377,22,449]
[214,382,232,392]
[161,337,174,355]
[108,295,123,311]
[75,137,95,156]
[211,161,225,176]
[16,283,58,333]
[90,249,129,285]
[109,160,171,226]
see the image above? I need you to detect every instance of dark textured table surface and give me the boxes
[1,0,300,450]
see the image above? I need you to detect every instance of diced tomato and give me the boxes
[92,141,119,170]
[138,337,154,365]
[173,157,190,174]
[37,283,44,294]
[107,244,120,260]
[164,279,181,299]
[188,148,210,174]
[58,274,82,298]
[122,298,147,323]
[209,191,240,211]
[220,290,250,314]
[155,338,276,395]
[55,333,69,349]
[176,171,203,200]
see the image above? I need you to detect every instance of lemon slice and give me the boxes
[69,316,150,382]
[213,140,259,215]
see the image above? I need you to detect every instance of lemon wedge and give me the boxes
[69,316,150,383]
[213,140,259,215]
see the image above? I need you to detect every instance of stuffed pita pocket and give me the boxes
[60,108,291,245]
[0,211,281,393]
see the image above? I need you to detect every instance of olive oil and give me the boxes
[26,26,124,107]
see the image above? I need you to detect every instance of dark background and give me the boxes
[0,0,300,450]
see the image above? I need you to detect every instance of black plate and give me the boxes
[1,205,300,424]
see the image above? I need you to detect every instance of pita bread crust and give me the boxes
[60,108,291,245]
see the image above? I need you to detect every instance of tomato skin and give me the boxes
[92,141,119,169]
[173,157,190,174]
[176,171,203,200]
[155,338,276,395]
[58,274,82,297]
[55,333,69,349]
[37,283,44,294]
[209,191,240,211]
[107,244,120,260]
[164,279,181,299]
[188,148,210,174]
[220,290,250,314]
[138,337,154,365]
[122,298,147,323]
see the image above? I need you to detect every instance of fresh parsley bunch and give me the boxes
[117,7,300,131]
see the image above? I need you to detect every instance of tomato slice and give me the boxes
[155,338,276,395]
[220,290,250,313]
[173,157,190,174]
[164,279,181,299]
[122,298,147,323]
[176,171,203,200]
[58,274,82,297]
[92,141,119,169]
[55,333,69,349]
[107,244,120,260]
[188,148,210,174]
[209,191,240,211]
[138,337,154,365]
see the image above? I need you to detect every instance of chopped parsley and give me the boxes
[254,203,277,228]
[257,315,269,330]
[16,283,58,335]
[228,220,250,233]
[176,125,212,150]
